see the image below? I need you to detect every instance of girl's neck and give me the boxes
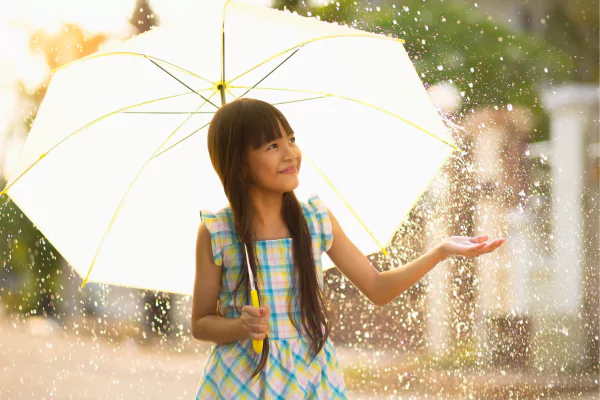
[247,189,285,228]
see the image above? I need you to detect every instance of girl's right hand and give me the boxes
[241,304,270,341]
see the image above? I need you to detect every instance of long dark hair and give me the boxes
[206,98,333,380]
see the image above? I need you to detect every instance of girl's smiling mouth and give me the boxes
[279,166,297,174]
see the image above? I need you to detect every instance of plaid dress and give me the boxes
[195,194,348,399]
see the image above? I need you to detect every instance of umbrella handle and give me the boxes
[250,289,263,353]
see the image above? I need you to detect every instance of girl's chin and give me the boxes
[284,181,300,191]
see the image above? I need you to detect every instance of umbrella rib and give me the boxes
[152,94,327,162]
[228,84,455,258]
[52,51,213,87]
[152,121,211,160]
[0,87,213,198]
[235,48,302,100]
[229,85,459,151]
[301,149,390,258]
[268,95,329,105]
[123,111,215,114]
[150,92,329,160]
[225,86,238,100]
[226,85,328,106]
[80,89,221,288]
[146,58,220,109]
[151,90,329,160]
[147,94,413,260]
[32,22,436,281]
[223,33,405,88]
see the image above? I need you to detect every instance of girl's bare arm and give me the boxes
[325,207,446,306]
[191,222,249,344]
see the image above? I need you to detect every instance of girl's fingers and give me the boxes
[472,242,486,250]
[250,332,267,340]
[251,323,268,333]
[470,235,488,242]
[242,313,268,325]
[249,316,266,325]
[459,238,504,258]
[243,305,262,317]
[243,321,267,332]
[482,239,502,253]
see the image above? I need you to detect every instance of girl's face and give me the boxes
[244,120,302,194]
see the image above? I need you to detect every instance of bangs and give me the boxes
[241,100,294,150]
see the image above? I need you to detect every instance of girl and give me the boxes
[191,98,505,399]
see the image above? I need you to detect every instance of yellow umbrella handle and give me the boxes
[250,289,263,353]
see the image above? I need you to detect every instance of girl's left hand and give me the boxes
[440,235,505,259]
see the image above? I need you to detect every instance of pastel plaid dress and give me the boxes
[195,194,348,399]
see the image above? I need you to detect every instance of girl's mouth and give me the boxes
[279,167,297,174]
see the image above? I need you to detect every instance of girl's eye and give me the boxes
[268,137,295,150]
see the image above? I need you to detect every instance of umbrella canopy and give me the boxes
[1,0,457,295]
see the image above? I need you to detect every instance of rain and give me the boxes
[0,0,598,398]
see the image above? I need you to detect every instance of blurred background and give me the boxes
[0,0,597,398]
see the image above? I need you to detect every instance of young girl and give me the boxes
[191,98,505,399]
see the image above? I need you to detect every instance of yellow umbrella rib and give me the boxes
[0,87,214,198]
[270,95,329,106]
[383,151,453,253]
[52,51,213,86]
[81,89,220,288]
[150,86,229,159]
[225,87,327,106]
[229,85,459,151]
[146,87,454,261]
[230,83,457,258]
[225,87,238,100]
[152,120,211,160]
[53,51,222,108]
[123,111,215,114]
[302,150,389,258]
[150,92,329,160]
[224,34,405,87]
[148,98,397,260]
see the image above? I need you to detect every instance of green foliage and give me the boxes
[0,192,63,318]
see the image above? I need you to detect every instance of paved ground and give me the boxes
[0,313,597,399]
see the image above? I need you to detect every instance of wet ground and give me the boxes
[0,313,597,399]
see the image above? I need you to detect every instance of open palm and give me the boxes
[440,234,505,259]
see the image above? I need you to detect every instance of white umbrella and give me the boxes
[0,0,457,296]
